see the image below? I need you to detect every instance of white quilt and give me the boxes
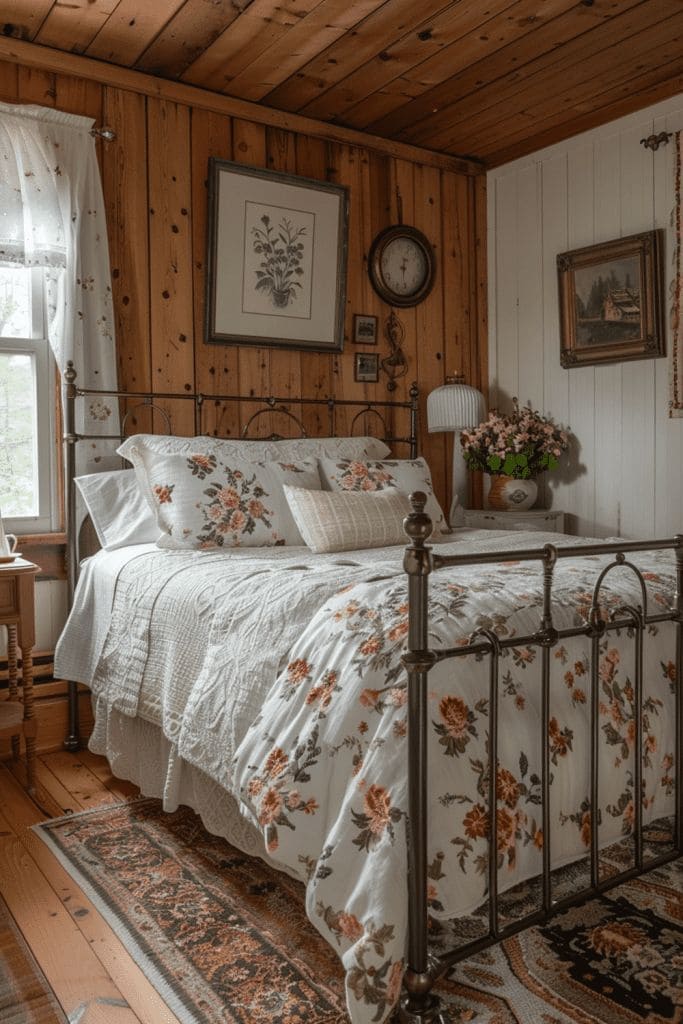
[55,531,678,1024]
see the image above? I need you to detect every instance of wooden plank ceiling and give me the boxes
[1,0,681,167]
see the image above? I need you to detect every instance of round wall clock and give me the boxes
[368,225,436,307]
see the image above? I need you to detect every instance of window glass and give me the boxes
[0,351,39,516]
[0,266,56,532]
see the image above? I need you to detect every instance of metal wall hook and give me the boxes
[640,131,673,152]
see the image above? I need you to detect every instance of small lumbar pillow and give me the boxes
[75,469,161,550]
[129,447,322,549]
[318,456,448,534]
[283,485,410,554]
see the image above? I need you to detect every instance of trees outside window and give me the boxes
[0,266,58,534]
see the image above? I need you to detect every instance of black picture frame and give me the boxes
[205,158,349,352]
[354,351,379,383]
[353,313,378,344]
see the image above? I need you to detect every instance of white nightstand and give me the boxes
[462,509,565,533]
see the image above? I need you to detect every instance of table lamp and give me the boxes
[427,376,486,526]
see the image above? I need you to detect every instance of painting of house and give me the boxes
[0,6,682,1024]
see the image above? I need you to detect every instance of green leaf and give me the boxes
[487,455,502,472]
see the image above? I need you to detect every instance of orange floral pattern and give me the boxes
[231,545,678,1024]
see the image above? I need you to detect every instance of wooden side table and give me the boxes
[0,558,39,792]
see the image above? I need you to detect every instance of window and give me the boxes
[0,266,58,534]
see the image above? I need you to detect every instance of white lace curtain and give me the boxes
[0,102,119,471]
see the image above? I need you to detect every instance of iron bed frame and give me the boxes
[399,492,683,1023]
[61,362,681,1022]
[61,360,419,752]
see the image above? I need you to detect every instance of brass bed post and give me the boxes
[400,493,448,1024]
[63,361,80,751]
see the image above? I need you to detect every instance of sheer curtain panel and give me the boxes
[0,103,119,473]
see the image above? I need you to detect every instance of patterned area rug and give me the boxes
[34,799,682,1024]
[0,892,68,1024]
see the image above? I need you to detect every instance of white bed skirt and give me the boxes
[88,694,301,880]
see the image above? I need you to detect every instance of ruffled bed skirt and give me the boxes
[88,694,300,880]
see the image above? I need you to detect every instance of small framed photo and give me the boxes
[354,351,379,383]
[353,313,378,344]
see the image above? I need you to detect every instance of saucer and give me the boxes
[0,553,22,563]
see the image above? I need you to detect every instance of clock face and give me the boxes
[368,225,435,307]
[379,237,428,297]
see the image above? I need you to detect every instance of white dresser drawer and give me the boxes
[462,509,565,533]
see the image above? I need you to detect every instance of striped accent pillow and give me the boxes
[283,485,410,553]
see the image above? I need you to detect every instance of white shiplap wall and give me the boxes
[488,93,683,539]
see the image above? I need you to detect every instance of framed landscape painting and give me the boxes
[205,159,349,351]
[557,230,664,368]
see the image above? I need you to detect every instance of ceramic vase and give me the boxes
[487,475,538,511]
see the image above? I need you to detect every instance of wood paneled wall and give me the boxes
[0,55,487,514]
[488,91,683,540]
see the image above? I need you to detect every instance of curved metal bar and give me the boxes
[120,400,172,437]
[239,404,309,440]
[589,555,649,629]
[349,405,389,438]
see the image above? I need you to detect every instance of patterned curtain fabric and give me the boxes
[671,129,682,417]
[0,102,118,470]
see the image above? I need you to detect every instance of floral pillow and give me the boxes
[129,446,322,549]
[318,456,447,534]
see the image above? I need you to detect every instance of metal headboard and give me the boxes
[62,361,419,749]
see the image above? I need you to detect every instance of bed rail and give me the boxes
[62,362,419,751]
[399,491,683,1022]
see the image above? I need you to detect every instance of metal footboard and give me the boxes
[399,492,683,1023]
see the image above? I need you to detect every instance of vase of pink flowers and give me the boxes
[460,399,570,511]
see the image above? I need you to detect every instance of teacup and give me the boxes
[0,525,17,557]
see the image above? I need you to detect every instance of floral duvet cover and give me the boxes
[232,543,677,1024]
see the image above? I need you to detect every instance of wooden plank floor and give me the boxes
[0,751,184,1024]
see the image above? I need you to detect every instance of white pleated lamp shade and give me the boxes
[427,383,486,432]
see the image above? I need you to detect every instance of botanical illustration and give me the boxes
[242,201,314,319]
[252,213,307,308]
[574,256,642,346]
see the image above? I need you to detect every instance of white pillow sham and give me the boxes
[118,432,390,466]
[318,456,447,534]
[283,486,409,554]
[130,446,322,549]
[75,469,160,550]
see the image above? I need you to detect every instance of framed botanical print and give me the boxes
[205,159,349,352]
